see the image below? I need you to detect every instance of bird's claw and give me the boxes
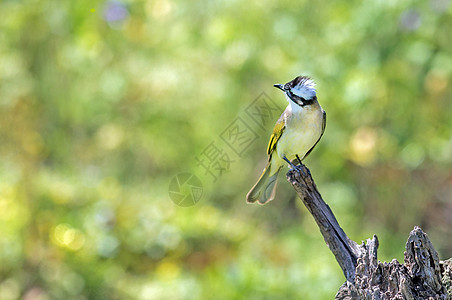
[282,155,297,170]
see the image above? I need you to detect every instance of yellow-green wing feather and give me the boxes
[266,114,285,158]
[246,114,285,204]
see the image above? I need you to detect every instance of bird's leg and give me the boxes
[294,154,308,177]
[283,155,297,169]
[296,154,303,165]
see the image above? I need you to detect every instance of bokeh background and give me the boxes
[1,0,452,299]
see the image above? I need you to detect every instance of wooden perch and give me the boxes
[286,164,452,300]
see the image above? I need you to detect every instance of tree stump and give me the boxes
[286,164,452,300]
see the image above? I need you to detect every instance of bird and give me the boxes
[246,75,326,205]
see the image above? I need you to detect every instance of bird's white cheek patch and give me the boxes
[291,87,316,100]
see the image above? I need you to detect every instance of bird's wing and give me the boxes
[266,112,286,158]
[303,110,326,160]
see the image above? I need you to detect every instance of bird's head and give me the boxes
[274,76,316,106]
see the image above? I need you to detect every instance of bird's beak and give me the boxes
[273,84,284,91]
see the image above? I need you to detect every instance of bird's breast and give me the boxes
[277,106,324,160]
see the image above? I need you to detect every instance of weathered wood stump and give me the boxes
[286,164,452,300]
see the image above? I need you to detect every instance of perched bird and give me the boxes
[246,76,326,204]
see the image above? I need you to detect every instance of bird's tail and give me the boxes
[246,162,281,205]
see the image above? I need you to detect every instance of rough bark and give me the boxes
[286,164,452,300]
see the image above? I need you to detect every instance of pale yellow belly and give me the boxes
[275,109,323,162]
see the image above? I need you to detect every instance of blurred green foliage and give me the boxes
[0,0,452,299]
